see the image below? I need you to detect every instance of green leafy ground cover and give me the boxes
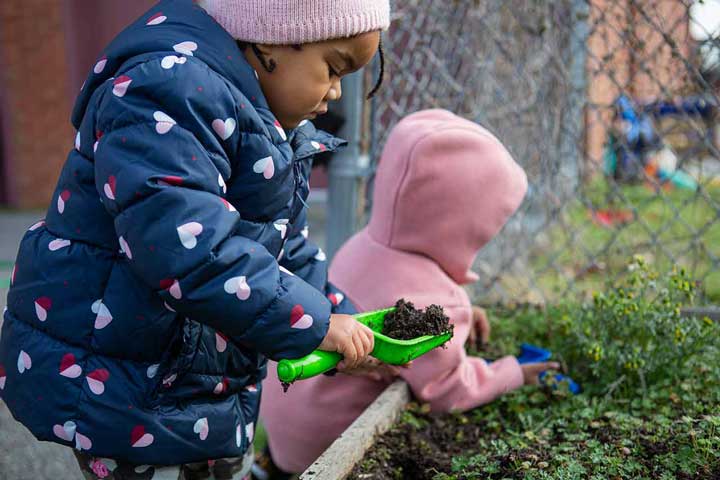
[350,259,720,479]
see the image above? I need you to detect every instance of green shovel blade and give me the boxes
[276,307,453,383]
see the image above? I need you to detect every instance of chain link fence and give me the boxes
[363,0,720,306]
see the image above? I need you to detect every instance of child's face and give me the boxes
[245,31,381,129]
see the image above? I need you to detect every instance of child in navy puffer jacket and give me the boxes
[0,0,388,478]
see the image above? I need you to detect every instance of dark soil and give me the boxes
[381,299,453,340]
[347,404,552,480]
[348,402,720,480]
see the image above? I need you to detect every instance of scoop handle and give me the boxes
[277,350,343,383]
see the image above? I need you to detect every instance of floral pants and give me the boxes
[73,446,254,480]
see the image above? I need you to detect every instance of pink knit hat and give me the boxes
[200,0,391,44]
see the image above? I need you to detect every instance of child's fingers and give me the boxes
[362,327,375,356]
[350,335,367,368]
[341,341,359,370]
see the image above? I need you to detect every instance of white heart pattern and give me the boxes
[314,248,327,262]
[311,141,327,151]
[86,369,109,395]
[75,432,92,451]
[29,220,45,231]
[273,219,289,239]
[118,236,133,259]
[218,174,227,194]
[160,280,182,300]
[279,265,294,277]
[59,353,82,378]
[221,198,237,212]
[48,238,71,251]
[146,364,159,379]
[131,426,154,448]
[94,57,107,74]
[34,297,52,322]
[162,373,177,388]
[57,190,71,214]
[173,41,198,56]
[246,422,254,443]
[91,299,113,329]
[103,175,116,200]
[301,226,309,239]
[223,276,251,301]
[328,292,345,306]
[212,118,236,141]
[160,55,187,70]
[274,121,287,141]
[252,156,275,180]
[177,222,203,249]
[86,377,104,395]
[112,75,132,97]
[75,131,81,151]
[213,380,226,394]
[290,305,313,330]
[17,350,32,373]
[146,12,167,26]
[193,417,209,441]
[153,111,176,135]
[53,420,77,442]
[215,332,228,353]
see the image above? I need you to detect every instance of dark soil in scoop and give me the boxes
[381,299,453,340]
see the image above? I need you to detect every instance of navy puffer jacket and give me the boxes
[0,0,354,465]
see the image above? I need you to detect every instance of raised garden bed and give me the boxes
[305,259,720,479]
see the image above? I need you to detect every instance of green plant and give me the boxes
[554,255,718,396]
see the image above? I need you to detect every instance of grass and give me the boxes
[528,177,720,303]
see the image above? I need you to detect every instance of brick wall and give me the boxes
[0,0,72,207]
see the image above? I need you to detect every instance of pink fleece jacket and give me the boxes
[260,109,529,473]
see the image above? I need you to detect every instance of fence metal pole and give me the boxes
[563,0,590,187]
[326,71,369,259]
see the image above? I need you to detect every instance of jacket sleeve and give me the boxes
[92,56,330,360]
[279,209,357,315]
[400,305,524,412]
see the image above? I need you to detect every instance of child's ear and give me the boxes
[253,43,276,57]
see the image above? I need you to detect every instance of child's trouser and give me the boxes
[73,446,254,480]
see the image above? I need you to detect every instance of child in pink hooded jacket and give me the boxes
[259,109,559,474]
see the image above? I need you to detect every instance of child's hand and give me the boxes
[318,314,375,369]
[521,362,560,385]
[468,306,491,347]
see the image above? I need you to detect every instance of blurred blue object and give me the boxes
[516,343,552,364]
[517,343,582,395]
[539,371,582,395]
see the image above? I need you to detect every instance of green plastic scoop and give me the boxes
[277,307,453,383]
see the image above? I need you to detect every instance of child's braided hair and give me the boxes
[236,38,385,100]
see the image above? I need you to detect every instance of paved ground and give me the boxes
[0,204,328,479]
